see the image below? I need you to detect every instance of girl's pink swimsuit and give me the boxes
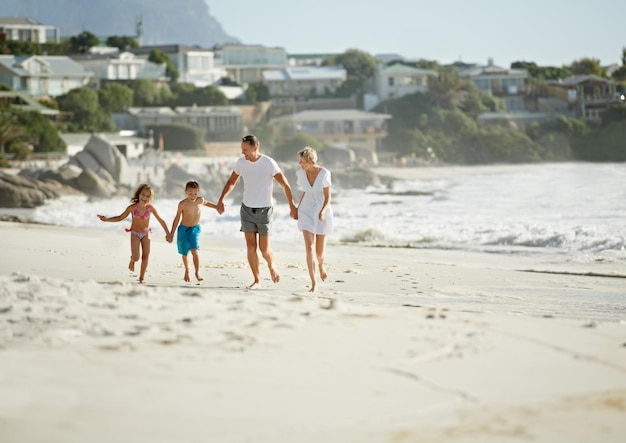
[126,205,152,239]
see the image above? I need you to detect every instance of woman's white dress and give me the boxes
[296,167,334,235]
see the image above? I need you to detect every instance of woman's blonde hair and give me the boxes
[298,146,317,164]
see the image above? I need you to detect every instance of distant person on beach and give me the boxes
[295,147,334,292]
[97,183,171,284]
[168,180,218,283]
[216,134,298,289]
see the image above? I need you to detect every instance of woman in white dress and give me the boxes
[296,146,334,292]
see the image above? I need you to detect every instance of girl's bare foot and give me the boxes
[128,259,135,272]
[184,270,190,282]
[195,272,204,282]
[270,267,280,283]
[309,284,316,293]
[319,265,327,281]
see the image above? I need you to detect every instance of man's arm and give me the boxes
[274,172,297,219]
[216,171,240,214]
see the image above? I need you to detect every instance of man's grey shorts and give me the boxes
[240,204,273,236]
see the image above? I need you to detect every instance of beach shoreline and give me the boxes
[1,221,625,442]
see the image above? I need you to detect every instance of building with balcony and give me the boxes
[130,45,227,87]
[0,17,60,44]
[269,109,391,153]
[458,59,528,112]
[214,44,289,84]
[545,74,621,123]
[71,51,167,87]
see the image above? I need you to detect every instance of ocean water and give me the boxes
[32,162,626,269]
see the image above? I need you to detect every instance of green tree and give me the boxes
[12,110,66,153]
[146,123,205,151]
[0,110,26,154]
[567,57,607,77]
[56,87,115,132]
[246,81,270,103]
[511,61,571,80]
[148,49,179,82]
[105,35,139,51]
[68,31,99,54]
[322,49,378,98]
[271,133,322,162]
[168,84,227,107]
[127,80,172,106]
[98,82,134,113]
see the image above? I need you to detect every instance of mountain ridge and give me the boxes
[1,0,240,48]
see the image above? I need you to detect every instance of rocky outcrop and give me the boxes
[0,171,78,208]
[1,134,131,208]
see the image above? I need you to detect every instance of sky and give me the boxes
[208,0,626,68]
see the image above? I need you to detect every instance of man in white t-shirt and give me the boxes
[217,135,297,289]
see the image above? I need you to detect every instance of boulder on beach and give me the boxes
[0,171,63,208]
[67,134,129,187]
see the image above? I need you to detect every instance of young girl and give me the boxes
[97,183,171,283]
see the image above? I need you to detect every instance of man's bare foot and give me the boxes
[184,270,190,282]
[270,267,280,283]
[247,281,262,290]
[128,259,135,272]
[195,272,204,282]
[319,265,327,281]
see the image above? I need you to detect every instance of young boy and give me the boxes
[168,180,218,282]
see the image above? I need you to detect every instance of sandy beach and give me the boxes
[0,219,625,443]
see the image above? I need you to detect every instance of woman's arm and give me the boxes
[319,186,331,221]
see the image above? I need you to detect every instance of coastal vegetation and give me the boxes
[0,30,625,165]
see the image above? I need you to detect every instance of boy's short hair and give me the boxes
[241,134,260,147]
[185,180,200,189]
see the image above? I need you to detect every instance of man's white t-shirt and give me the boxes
[234,154,281,208]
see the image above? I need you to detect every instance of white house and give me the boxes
[71,51,167,85]
[215,44,289,83]
[366,63,438,110]
[0,55,93,97]
[130,45,227,87]
[458,59,528,112]
[0,17,60,44]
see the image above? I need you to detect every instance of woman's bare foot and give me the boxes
[247,281,262,290]
[128,259,135,272]
[319,264,327,281]
[195,272,204,282]
[309,283,317,293]
[270,267,280,283]
[184,270,190,282]
[139,278,145,284]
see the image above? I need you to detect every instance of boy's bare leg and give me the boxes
[181,255,190,282]
[245,232,262,289]
[191,249,203,281]
[259,235,279,283]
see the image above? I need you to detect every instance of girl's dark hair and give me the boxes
[130,183,153,204]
